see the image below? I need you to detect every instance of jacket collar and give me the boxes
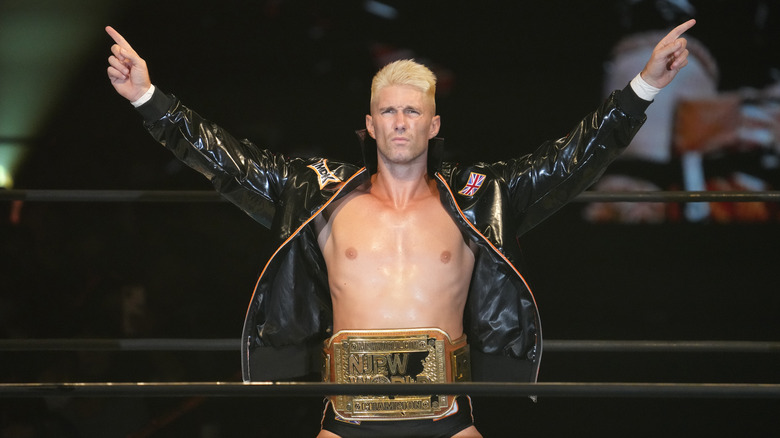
[355,129,445,176]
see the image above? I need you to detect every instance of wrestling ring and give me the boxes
[2,189,779,436]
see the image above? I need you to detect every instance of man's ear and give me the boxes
[365,115,376,138]
[429,115,441,139]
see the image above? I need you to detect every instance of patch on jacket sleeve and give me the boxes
[307,159,342,189]
[458,172,486,196]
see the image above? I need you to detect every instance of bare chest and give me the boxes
[314,186,476,333]
[319,192,468,268]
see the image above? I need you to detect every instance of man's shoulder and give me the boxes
[295,157,361,177]
[440,160,503,180]
[281,157,364,199]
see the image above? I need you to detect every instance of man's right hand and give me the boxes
[106,26,152,102]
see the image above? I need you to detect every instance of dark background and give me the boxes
[2,0,779,436]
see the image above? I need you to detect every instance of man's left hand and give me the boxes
[641,19,696,88]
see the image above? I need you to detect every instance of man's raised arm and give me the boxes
[106,26,152,103]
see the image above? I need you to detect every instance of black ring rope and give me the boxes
[0,190,223,203]
[1,381,778,399]
[1,190,779,203]
[2,338,778,353]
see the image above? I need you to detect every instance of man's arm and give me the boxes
[105,26,290,228]
[502,20,696,234]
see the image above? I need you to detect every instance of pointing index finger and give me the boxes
[660,19,696,46]
[105,26,134,52]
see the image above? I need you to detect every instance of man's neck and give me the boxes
[370,167,435,209]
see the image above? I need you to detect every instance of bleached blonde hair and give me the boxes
[370,59,437,111]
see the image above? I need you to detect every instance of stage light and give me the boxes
[0,141,26,189]
[0,1,124,188]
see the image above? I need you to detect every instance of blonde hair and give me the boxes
[370,59,437,110]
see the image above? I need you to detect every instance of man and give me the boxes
[106,20,694,437]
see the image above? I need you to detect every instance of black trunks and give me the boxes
[320,396,475,438]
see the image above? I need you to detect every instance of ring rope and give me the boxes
[1,381,779,399]
[0,190,223,203]
[1,190,779,203]
[2,338,778,353]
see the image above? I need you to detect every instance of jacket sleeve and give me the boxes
[137,87,291,228]
[499,85,649,236]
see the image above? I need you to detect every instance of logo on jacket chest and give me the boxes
[458,172,486,196]
[308,159,342,189]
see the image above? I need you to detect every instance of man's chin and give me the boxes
[381,154,428,168]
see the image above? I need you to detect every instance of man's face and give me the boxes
[366,85,440,168]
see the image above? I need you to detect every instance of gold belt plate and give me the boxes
[323,328,470,421]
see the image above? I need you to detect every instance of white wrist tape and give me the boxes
[131,85,156,108]
[630,74,660,101]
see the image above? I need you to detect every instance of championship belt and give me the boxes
[322,328,471,421]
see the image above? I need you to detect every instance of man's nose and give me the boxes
[393,114,407,131]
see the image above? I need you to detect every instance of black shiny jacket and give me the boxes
[138,85,648,382]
